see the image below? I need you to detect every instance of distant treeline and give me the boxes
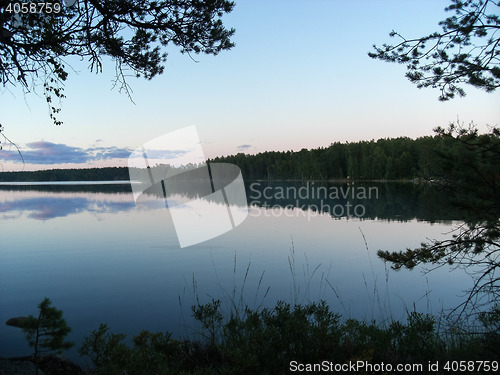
[0,134,484,181]
[0,167,130,182]
[210,135,461,180]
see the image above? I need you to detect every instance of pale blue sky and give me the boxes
[1,0,499,170]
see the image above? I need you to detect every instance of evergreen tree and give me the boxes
[378,124,500,320]
[0,0,235,126]
[9,298,74,375]
[369,0,500,100]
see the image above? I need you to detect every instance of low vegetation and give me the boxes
[5,296,498,374]
[77,300,499,375]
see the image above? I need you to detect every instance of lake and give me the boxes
[0,181,473,363]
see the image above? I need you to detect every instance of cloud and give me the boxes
[24,141,92,164]
[0,141,133,165]
[236,144,252,151]
[141,149,189,160]
[90,146,135,160]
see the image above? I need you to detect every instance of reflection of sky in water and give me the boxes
[0,191,144,220]
[0,190,241,220]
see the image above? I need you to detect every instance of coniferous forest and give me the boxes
[210,133,477,181]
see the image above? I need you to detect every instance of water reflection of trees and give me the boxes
[244,181,459,222]
[0,183,132,194]
[1,182,460,222]
[145,180,460,222]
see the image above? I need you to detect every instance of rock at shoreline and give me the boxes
[0,355,83,375]
[0,357,45,375]
[38,355,84,375]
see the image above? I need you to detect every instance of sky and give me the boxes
[0,0,499,171]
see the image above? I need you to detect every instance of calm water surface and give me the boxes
[0,182,472,363]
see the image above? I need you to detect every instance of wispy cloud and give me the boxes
[90,146,136,160]
[138,149,189,160]
[236,144,252,152]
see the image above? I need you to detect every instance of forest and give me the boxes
[0,166,130,182]
[210,133,477,180]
